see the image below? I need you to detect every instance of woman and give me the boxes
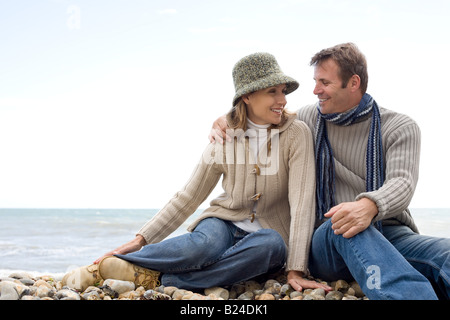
[62,52,330,293]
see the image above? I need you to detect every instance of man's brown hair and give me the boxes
[310,43,368,94]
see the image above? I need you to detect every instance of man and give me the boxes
[210,43,449,300]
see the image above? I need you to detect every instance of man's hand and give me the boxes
[208,115,229,144]
[324,197,378,238]
[287,270,332,292]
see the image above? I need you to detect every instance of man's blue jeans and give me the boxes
[309,219,450,300]
[116,217,287,290]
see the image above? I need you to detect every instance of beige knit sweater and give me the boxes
[138,114,316,272]
[298,104,421,232]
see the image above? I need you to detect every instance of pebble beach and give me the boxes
[0,269,367,301]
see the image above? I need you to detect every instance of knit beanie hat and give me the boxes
[232,52,299,106]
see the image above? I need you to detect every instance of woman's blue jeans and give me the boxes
[116,217,287,290]
[309,219,450,300]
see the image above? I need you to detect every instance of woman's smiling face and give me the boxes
[243,84,287,125]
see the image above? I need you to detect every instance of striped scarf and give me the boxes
[315,93,384,224]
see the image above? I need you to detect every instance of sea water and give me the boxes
[0,208,449,278]
[0,208,201,277]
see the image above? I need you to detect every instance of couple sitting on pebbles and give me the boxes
[63,44,450,300]
[63,51,323,293]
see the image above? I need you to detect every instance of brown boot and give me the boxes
[98,256,160,290]
[61,263,103,292]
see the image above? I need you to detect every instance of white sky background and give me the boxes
[0,0,449,209]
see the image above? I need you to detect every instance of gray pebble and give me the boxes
[237,291,254,300]
[325,290,344,300]
[0,281,19,300]
[142,289,171,300]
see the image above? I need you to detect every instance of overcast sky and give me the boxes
[0,0,449,209]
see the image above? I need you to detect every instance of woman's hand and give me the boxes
[287,270,332,292]
[93,234,147,264]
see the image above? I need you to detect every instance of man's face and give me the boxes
[313,59,354,114]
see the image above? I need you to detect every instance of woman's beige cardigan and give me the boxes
[137,114,316,273]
